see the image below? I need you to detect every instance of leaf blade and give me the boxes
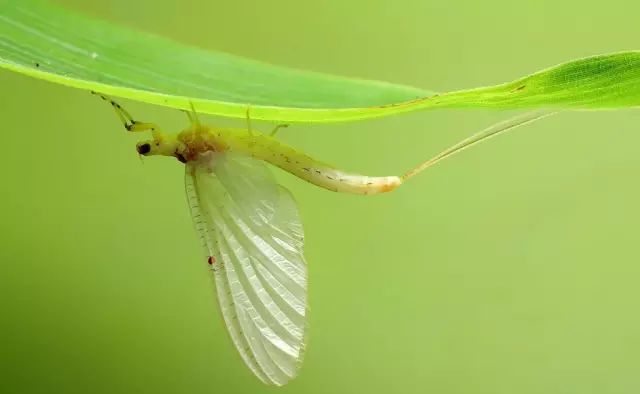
[0,0,430,121]
[1,0,639,123]
[420,51,640,111]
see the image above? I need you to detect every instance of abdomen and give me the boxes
[221,128,402,195]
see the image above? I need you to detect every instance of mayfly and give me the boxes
[94,92,551,385]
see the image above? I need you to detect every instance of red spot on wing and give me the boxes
[207,256,216,265]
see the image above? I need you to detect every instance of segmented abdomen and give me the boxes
[224,130,401,195]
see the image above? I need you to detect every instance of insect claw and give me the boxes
[270,123,289,136]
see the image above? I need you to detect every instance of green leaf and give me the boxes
[1,0,639,123]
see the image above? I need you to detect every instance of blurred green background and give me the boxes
[2,0,640,393]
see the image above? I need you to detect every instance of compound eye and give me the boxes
[136,143,151,155]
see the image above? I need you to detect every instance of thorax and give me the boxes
[177,125,231,162]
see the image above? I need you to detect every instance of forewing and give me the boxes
[185,153,307,386]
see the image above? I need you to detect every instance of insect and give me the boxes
[94,92,550,385]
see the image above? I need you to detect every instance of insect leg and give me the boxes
[92,91,163,140]
[269,124,289,137]
[92,91,134,129]
[183,100,201,127]
[182,110,196,125]
[245,105,254,136]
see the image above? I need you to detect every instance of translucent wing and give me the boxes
[185,152,307,386]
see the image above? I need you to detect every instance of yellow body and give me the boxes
[139,124,402,195]
[110,92,548,196]
[94,94,552,386]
